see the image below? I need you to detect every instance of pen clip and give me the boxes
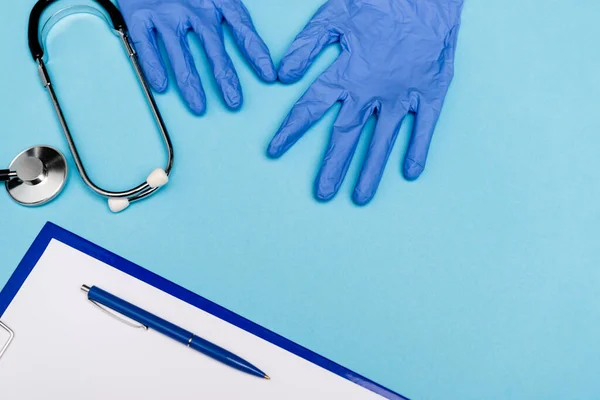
[87,298,149,330]
[82,286,148,330]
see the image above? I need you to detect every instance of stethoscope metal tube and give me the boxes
[27,0,175,213]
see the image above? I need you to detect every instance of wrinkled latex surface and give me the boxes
[268,0,463,205]
[117,0,276,114]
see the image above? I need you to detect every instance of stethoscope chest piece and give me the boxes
[5,146,67,206]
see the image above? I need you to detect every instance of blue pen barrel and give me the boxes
[189,335,263,376]
[88,286,192,343]
[86,285,268,379]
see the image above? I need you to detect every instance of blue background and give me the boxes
[1,1,599,398]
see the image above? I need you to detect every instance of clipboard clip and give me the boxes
[81,286,148,330]
[0,320,14,361]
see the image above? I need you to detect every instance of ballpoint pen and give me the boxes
[81,285,270,380]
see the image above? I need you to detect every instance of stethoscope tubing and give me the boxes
[27,0,174,206]
[0,170,18,182]
[28,0,126,61]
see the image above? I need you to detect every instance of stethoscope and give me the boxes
[2,0,174,213]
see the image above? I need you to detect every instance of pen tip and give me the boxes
[264,375,271,380]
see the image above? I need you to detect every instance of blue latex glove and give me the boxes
[117,0,277,114]
[268,0,463,205]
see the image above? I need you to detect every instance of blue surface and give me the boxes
[0,223,405,399]
[1,1,599,398]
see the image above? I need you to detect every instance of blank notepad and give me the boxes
[0,223,405,399]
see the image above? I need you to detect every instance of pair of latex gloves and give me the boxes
[118,0,464,205]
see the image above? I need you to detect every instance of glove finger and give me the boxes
[315,100,372,201]
[157,27,207,115]
[220,0,276,82]
[353,109,406,206]
[404,102,442,180]
[127,14,167,92]
[278,3,340,84]
[267,77,343,159]
[195,23,243,110]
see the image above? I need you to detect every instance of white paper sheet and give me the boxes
[0,239,385,399]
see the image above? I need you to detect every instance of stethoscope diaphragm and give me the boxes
[5,146,67,206]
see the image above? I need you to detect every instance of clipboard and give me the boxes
[0,222,407,399]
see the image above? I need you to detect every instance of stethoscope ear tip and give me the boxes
[106,168,168,213]
[108,198,130,213]
[147,168,169,189]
